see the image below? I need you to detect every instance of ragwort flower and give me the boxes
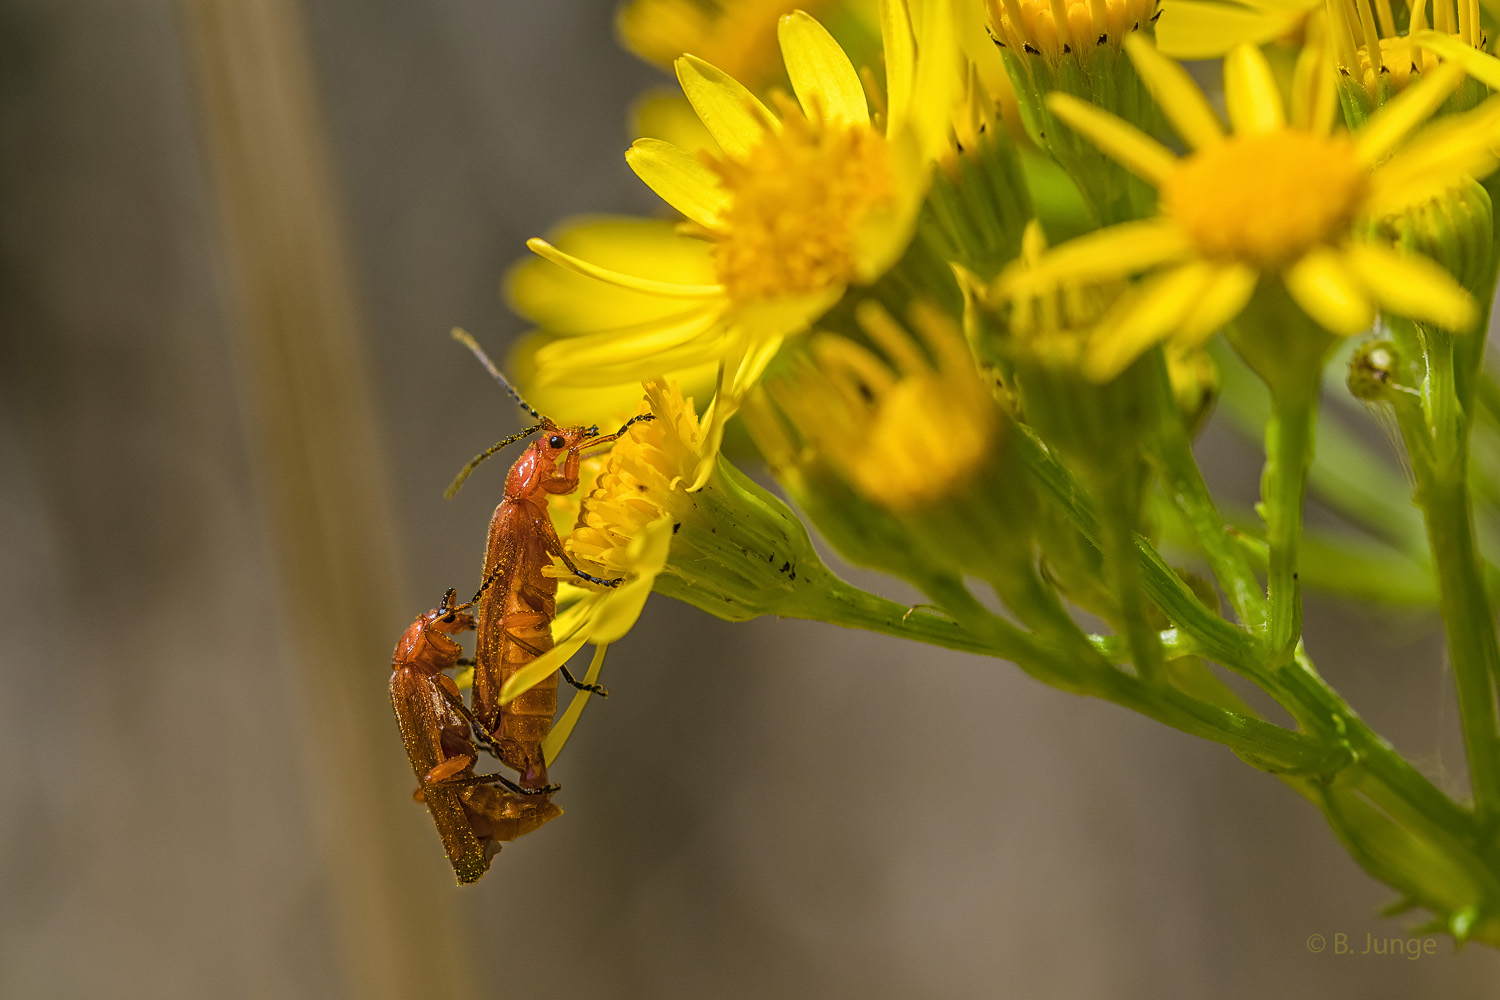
[1000,35,1500,381]
[519,2,958,487]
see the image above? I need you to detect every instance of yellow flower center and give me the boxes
[1163,131,1367,267]
[710,114,895,302]
[567,381,703,576]
[849,376,998,510]
[986,0,1157,61]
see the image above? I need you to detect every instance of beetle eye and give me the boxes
[549,435,565,449]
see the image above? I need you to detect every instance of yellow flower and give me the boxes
[496,379,710,761]
[1000,35,1500,381]
[617,0,870,89]
[986,0,1159,63]
[1155,0,1316,59]
[768,300,1002,511]
[1330,0,1486,101]
[519,2,959,488]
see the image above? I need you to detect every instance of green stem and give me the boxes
[1098,463,1165,683]
[1262,373,1319,662]
[1388,316,1500,827]
[922,577,1342,774]
[1421,471,1500,824]
[1151,398,1268,632]
[1013,425,1267,676]
[791,568,1019,659]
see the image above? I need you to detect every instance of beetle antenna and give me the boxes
[444,424,545,499]
[451,328,544,420]
[579,412,656,455]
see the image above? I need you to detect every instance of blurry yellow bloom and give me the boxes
[617,0,863,88]
[1155,0,1315,59]
[519,2,959,489]
[1000,36,1500,380]
[769,301,1001,511]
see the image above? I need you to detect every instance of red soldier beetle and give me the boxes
[390,586,564,884]
[446,329,652,792]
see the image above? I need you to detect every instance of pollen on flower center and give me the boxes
[710,114,895,302]
[567,381,703,576]
[1163,131,1366,266]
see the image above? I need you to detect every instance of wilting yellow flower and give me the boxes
[498,508,672,765]
[519,2,959,488]
[1155,0,1316,59]
[499,379,713,740]
[1000,35,1500,380]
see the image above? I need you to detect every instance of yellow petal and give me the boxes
[1283,248,1375,335]
[532,308,729,384]
[1289,26,1338,134]
[527,237,724,298]
[1085,263,1216,380]
[777,11,869,127]
[499,630,590,705]
[1413,30,1500,90]
[509,334,719,427]
[906,0,961,160]
[882,0,916,137]
[540,644,609,766]
[1156,2,1303,59]
[1347,243,1477,331]
[1365,100,1500,213]
[1046,93,1178,185]
[1354,60,1464,164]
[1124,34,1224,149]
[1177,262,1259,345]
[631,89,718,155]
[674,54,778,159]
[999,218,1191,293]
[626,138,729,229]
[590,517,673,642]
[507,217,717,331]
[1223,43,1286,135]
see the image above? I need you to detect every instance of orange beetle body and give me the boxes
[390,596,561,884]
[474,422,601,790]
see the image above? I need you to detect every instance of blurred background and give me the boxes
[4,1,1500,997]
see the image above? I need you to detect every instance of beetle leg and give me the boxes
[502,628,549,658]
[560,663,608,697]
[422,755,473,786]
[425,771,562,796]
[554,549,624,588]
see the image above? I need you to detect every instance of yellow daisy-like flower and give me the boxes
[497,379,709,749]
[1001,35,1500,381]
[1329,0,1485,100]
[1155,0,1316,59]
[520,1,958,488]
[987,0,1160,63]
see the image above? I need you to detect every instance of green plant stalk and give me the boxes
[1017,408,1500,932]
[1261,373,1319,664]
[919,576,1343,773]
[1149,373,1268,631]
[1097,461,1166,683]
[1419,466,1500,823]
[1388,315,1500,826]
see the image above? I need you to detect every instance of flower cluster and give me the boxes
[467,0,1500,946]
